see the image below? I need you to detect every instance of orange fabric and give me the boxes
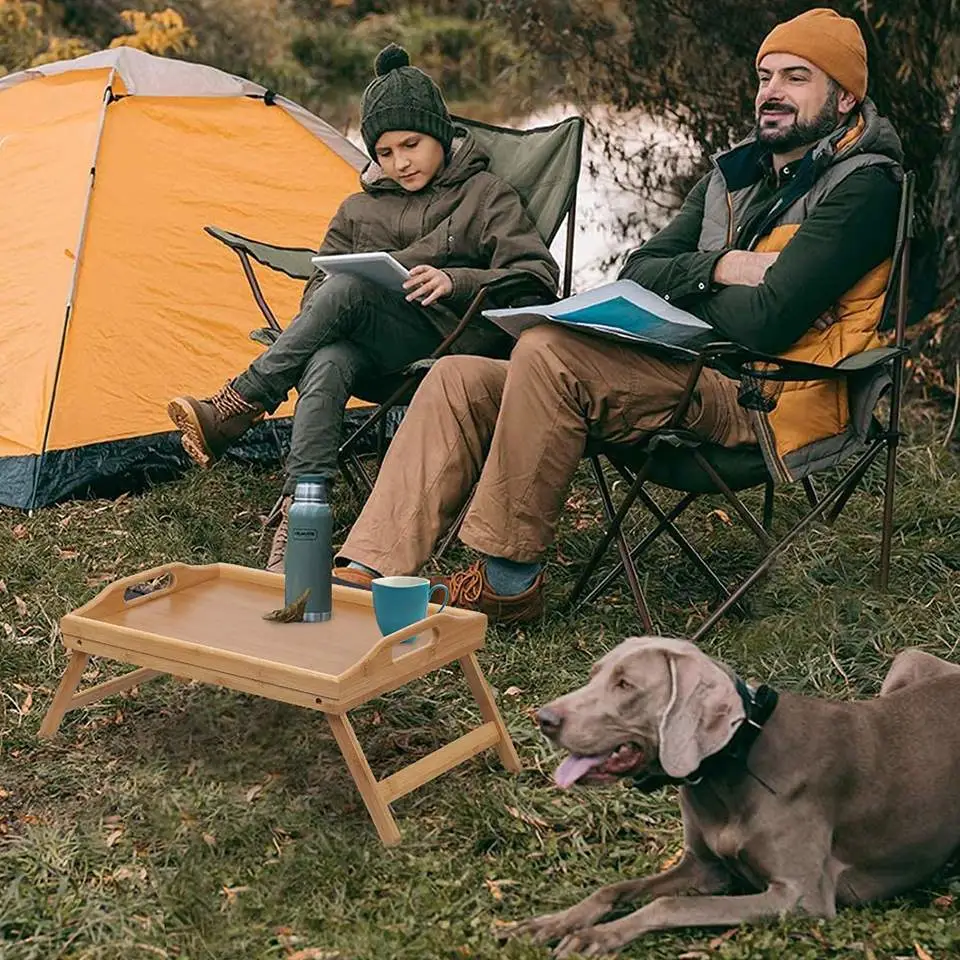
[753,224,888,465]
[756,7,868,101]
[0,71,112,457]
[42,95,360,452]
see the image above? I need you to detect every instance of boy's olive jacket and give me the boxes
[302,129,560,354]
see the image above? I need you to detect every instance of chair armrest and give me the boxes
[205,226,316,280]
[700,342,905,384]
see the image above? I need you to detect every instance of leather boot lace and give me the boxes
[266,498,291,571]
[210,381,257,421]
[447,562,484,606]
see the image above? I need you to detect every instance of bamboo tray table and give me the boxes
[39,562,520,845]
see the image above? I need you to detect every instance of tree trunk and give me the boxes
[935,97,960,305]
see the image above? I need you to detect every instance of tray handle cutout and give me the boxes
[345,612,456,680]
[78,563,220,617]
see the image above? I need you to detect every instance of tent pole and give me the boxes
[30,72,117,511]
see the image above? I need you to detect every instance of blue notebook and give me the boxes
[483,280,718,357]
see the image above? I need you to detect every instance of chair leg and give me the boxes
[634,487,735,603]
[582,491,698,606]
[801,477,819,508]
[825,453,875,526]
[690,442,885,643]
[692,452,773,548]
[878,437,899,591]
[582,457,654,631]
[762,481,775,531]
[435,492,473,561]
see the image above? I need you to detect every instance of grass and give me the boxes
[2,399,960,960]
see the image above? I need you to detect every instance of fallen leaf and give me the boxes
[16,691,32,716]
[933,894,954,910]
[707,508,732,526]
[245,783,265,803]
[504,804,549,829]
[810,927,829,946]
[504,686,523,697]
[0,788,10,799]
[13,596,27,617]
[915,944,935,960]
[11,524,28,540]
[708,928,738,949]
[105,828,124,848]
[56,547,80,560]
[221,884,249,906]
[659,849,683,871]
[2,623,13,638]
[678,952,710,960]
[286,950,342,960]
[263,588,310,622]
[112,865,147,884]
[485,878,504,901]
[0,579,6,593]
[202,833,216,847]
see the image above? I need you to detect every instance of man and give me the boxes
[333,7,904,623]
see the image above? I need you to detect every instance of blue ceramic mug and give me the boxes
[371,576,449,642]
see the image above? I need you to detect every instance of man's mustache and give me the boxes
[758,101,796,115]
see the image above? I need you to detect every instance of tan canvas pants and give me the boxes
[338,325,757,574]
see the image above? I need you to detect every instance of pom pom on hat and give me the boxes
[374,43,411,77]
[360,44,455,160]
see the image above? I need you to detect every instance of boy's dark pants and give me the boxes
[233,274,497,494]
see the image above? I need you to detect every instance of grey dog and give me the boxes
[502,637,960,957]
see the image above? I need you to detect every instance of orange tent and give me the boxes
[0,48,366,509]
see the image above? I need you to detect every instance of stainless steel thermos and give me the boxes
[284,475,333,622]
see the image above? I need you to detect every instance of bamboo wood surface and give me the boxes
[42,562,519,846]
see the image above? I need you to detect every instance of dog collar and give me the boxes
[631,677,778,790]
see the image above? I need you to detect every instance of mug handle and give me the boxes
[429,583,449,612]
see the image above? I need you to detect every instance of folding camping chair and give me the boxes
[205,114,584,500]
[568,171,915,641]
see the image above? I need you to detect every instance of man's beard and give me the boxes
[755,86,841,152]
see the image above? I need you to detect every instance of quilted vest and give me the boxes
[699,99,902,482]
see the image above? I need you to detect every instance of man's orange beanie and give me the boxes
[756,7,868,101]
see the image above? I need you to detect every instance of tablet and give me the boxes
[311,252,411,293]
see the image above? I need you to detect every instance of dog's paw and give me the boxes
[554,923,627,958]
[495,911,591,946]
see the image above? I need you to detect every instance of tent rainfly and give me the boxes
[0,47,367,509]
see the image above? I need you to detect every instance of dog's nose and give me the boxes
[537,706,564,734]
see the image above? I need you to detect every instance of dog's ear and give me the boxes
[657,651,746,779]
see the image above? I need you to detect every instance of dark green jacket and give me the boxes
[303,129,559,352]
[620,104,902,356]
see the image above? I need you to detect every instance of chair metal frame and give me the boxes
[205,115,585,501]
[569,171,915,640]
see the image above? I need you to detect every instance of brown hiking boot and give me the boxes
[332,566,376,590]
[265,496,292,574]
[167,381,265,468]
[438,561,544,625]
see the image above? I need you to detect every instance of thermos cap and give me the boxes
[293,474,329,503]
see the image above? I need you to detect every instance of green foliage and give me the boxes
[0,1,45,74]
[1,402,960,957]
[502,0,960,313]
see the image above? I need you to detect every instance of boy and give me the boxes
[167,43,559,571]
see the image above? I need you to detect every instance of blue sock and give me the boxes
[484,556,541,596]
[347,560,380,577]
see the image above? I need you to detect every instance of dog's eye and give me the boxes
[614,675,634,691]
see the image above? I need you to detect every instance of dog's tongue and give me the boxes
[554,754,608,788]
